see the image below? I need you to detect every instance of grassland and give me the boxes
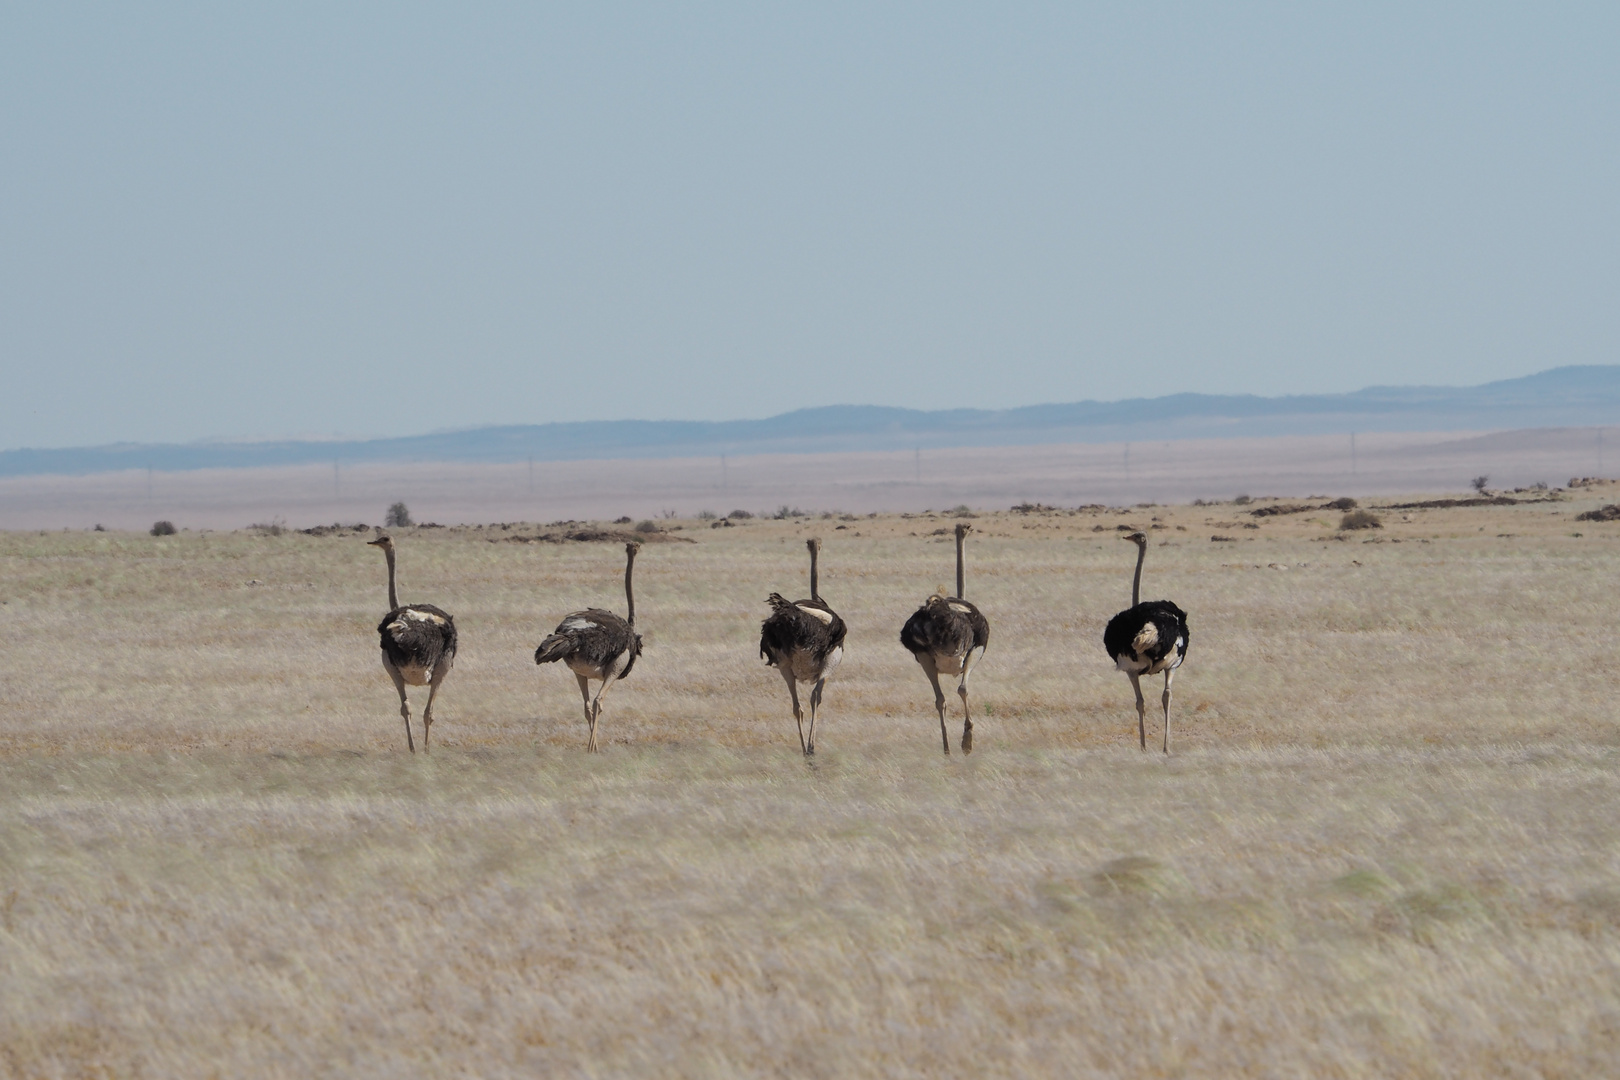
[3,489,1620,1076]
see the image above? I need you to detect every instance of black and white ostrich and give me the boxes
[760,537,846,756]
[1102,532,1189,753]
[901,523,990,755]
[368,533,457,753]
[535,542,643,752]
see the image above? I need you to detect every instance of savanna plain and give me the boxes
[4,488,1620,1078]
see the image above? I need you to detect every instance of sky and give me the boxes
[2,3,1617,449]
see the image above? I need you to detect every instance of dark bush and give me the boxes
[150,521,177,536]
[1471,475,1489,494]
[1233,494,1252,505]
[727,509,753,520]
[634,520,661,534]
[613,516,633,525]
[1340,509,1383,530]
[1327,497,1357,511]
[385,502,413,527]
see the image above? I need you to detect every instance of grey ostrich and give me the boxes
[760,537,846,755]
[901,522,990,755]
[368,533,457,753]
[535,542,643,752]
[1102,532,1190,752]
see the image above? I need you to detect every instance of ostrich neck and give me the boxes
[955,533,965,599]
[1131,543,1145,608]
[385,548,399,611]
[624,551,637,626]
[809,547,819,601]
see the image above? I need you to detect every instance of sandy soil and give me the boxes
[1,425,1612,531]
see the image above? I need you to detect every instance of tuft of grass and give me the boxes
[634,519,662,534]
[1340,509,1383,530]
[1090,855,1173,896]
[1333,869,1395,898]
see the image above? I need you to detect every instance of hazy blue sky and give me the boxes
[3,3,1617,448]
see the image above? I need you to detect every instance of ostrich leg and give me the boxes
[575,674,594,749]
[1129,672,1147,752]
[587,675,618,753]
[1161,668,1175,754]
[385,658,415,753]
[958,646,983,755]
[777,665,807,754]
[919,656,950,755]
[806,678,825,755]
[421,664,449,754]
[957,684,972,755]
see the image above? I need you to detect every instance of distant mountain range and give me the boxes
[5,366,1618,478]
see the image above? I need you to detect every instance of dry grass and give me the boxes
[3,492,1620,1076]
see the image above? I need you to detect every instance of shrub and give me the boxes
[772,505,807,520]
[613,516,633,525]
[1327,497,1357,511]
[696,510,717,520]
[1234,494,1252,505]
[1340,509,1383,530]
[385,502,413,527]
[634,520,661,534]
[1471,475,1489,494]
[150,521,177,536]
[727,510,753,520]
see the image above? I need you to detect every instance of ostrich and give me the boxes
[368,534,457,753]
[535,542,643,752]
[901,523,990,755]
[760,537,846,755]
[1102,532,1190,753]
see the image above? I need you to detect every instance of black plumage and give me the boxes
[535,542,643,752]
[900,523,990,754]
[760,538,846,755]
[1102,533,1190,753]
[378,604,458,681]
[368,534,456,753]
[1102,601,1188,676]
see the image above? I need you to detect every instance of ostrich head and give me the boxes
[955,523,972,540]
[806,537,820,555]
[1122,531,1147,547]
[368,534,395,551]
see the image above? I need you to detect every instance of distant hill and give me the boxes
[5,365,1618,478]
